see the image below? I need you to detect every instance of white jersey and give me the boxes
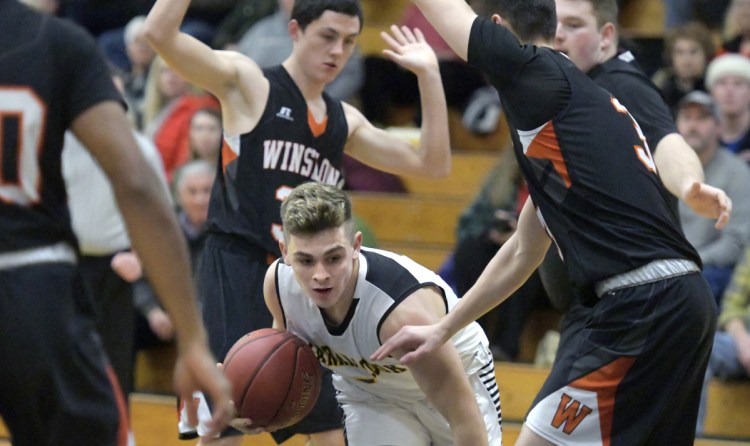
[275,247,492,404]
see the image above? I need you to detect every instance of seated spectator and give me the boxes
[706,54,750,160]
[717,0,750,57]
[234,0,363,102]
[188,107,223,165]
[675,91,750,302]
[134,160,216,349]
[141,56,219,180]
[652,22,715,111]
[445,148,551,361]
[696,245,750,435]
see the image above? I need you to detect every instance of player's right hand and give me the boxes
[370,323,445,364]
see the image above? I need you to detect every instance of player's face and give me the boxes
[284,226,361,310]
[671,38,706,81]
[291,11,360,85]
[177,171,214,226]
[676,105,720,156]
[554,0,606,73]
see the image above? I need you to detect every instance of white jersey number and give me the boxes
[0,88,46,206]
[611,97,657,173]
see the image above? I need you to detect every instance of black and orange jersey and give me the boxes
[589,51,677,149]
[468,17,699,288]
[206,65,349,256]
[0,0,121,253]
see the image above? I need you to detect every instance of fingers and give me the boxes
[714,192,732,230]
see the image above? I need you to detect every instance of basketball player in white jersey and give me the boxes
[238,182,502,446]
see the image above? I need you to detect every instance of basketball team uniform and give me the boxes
[274,248,503,445]
[191,65,347,441]
[550,49,687,389]
[468,17,716,445]
[0,1,128,444]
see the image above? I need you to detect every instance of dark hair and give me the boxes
[663,22,715,67]
[478,0,557,42]
[291,0,364,31]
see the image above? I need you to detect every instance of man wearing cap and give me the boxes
[705,54,750,160]
[676,91,750,303]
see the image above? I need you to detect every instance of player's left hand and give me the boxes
[229,418,268,435]
[380,25,439,76]
[683,181,732,230]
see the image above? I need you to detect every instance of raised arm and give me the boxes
[372,198,551,363]
[344,26,450,178]
[654,133,732,229]
[410,0,477,61]
[379,288,488,445]
[71,101,232,435]
[143,0,267,134]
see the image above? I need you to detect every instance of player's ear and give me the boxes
[600,22,617,53]
[352,231,362,258]
[491,14,503,25]
[288,19,301,41]
[279,240,290,264]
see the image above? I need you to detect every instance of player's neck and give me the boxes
[282,60,326,102]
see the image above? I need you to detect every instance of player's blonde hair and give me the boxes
[281,183,353,241]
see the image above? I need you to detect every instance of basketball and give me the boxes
[222,328,322,430]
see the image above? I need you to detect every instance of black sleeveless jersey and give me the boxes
[468,17,700,287]
[207,65,348,256]
[0,0,121,253]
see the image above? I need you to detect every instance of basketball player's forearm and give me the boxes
[654,133,705,199]
[410,0,475,60]
[416,69,451,177]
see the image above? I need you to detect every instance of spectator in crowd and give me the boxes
[717,0,750,57]
[134,160,217,348]
[697,244,750,435]
[652,22,715,111]
[676,91,750,303]
[448,148,550,362]
[141,56,219,180]
[188,107,224,165]
[706,54,750,160]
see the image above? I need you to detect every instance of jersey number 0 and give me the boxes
[0,87,46,206]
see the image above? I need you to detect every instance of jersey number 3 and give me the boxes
[611,97,657,174]
[0,88,46,206]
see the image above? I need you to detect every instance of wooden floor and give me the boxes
[2,363,748,445]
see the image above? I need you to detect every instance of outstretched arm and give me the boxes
[379,288,488,445]
[72,101,232,435]
[372,198,551,363]
[410,0,477,61]
[344,26,450,178]
[654,133,732,229]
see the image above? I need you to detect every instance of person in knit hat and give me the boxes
[705,54,750,160]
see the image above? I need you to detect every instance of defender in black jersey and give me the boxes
[546,0,735,424]
[372,1,732,446]
[0,1,231,444]
[145,0,451,444]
